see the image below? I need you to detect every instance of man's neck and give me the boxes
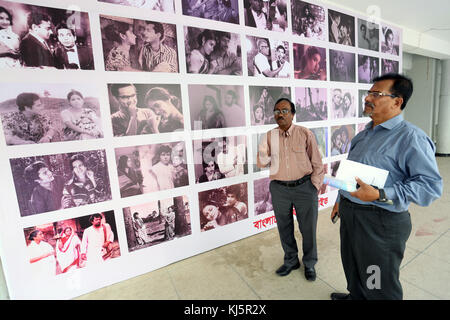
[279,123,292,132]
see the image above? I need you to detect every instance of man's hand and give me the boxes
[349,177,380,202]
[331,202,339,223]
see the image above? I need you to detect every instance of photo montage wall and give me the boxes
[0,0,402,299]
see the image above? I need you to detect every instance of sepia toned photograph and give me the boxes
[254,177,272,215]
[0,83,103,145]
[244,0,287,32]
[10,150,112,216]
[295,87,327,122]
[188,84,245,130]
[381,58,399,75]
[100,15,178,72]
[358,89,366,118]
[252,133,269,173]
[193,135,247,183]
[24,211,120,277]
[123,195,191,252]
[247,36,290,78]
[310,127,328,158]
[291,0,326,41]
[293,44,327,80]
[381,25,400,56]
[329,49,355,82]
[330,88,356,119]
[328,9,355,46]
[108,83,183,136]
[249,86,291,125]
[115,141,189,197]
[182,0,239,24]
[198,182,248,232]
[0,0,94,69]
[331,124,355,156]
[358,55,379,83]
[99,0,175,13]
[357,18,379,51]
[184,26,242,75]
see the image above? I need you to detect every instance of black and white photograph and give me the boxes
[295,87,327,122]
[108,83,183,136]
[0,0,94,69]
[252,133,269,173]
[244,0,287,32]
[99,0,175,13]
[328,9,355,46]
[10,150,112,217]
[100,15,178,72]
[293,44,327,80]
[381,25,400,56]
[123,195,191,252]
[249,85,291,125]
[115,142,189,197]
[184,26,242,75]
[358,55,379,83]
[381,58,399,75]
[330,124,355,156]
[310,127,328,158]
[199,182,248,232]
[291,0,326,41]
[24,211,120,277]
[0,83,103,145]
[193,135,247,183]
[247,36,290,78]
[254,177,272,215]
[329,49,355,82]
[358,89,366,118]
[182,0,239,24]
[188,84,245,130]
[357,18,379,51]
[330,88,356,119]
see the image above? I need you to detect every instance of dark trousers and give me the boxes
[269,179,318,268]
[339,197,412,300]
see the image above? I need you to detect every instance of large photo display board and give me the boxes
[0,0,402,299]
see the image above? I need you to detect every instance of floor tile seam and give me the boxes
[400,277,444,300]
[165,269,182,300]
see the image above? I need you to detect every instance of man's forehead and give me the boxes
[275,101,290,109]
[371,79,394,92]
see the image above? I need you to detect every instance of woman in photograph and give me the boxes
[339,126,351,154]
[27,230,56,276]
[132,212,149,245]
[200,201,237,231]
[55,226,82,273]
[187,29,217,74]
[104,20,139,71]
[197,95,225,129]
[164,205,176,240]
[295,46,326,80]
[61,90,103,141]
[0,6,21,68]
[144,87,184,133]
[382,28,398,55]
[2,93,58,145]
[198,160,224,183]
[331,129,342,156]
[149,144,176,191]
[117,155,143,197]
[358,56,371,83]
[252,104,265,125]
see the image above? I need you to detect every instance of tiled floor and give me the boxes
[1,157,448,300]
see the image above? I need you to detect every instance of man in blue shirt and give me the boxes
[330,73,442,300]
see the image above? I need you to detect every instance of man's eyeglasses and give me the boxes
[365,91,398,99]
[273,109,291,116]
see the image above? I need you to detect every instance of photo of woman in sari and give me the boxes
[55,226,81,273]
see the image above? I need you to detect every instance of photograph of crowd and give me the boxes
[10,150,112,216]
[330,88,356,119]
[382,58,399,74]
[310,127,328,158]
[328,9,355,47]
[330,124,355,156]
[358,55,379,83]
[184,26,241,75]
[0,84,103,145]
[295,87,327,122]
[244,0,287,32]
[123,195,191,252]
[100,0,175,13]
[254,177,272,215]
[247,36,290,78]
[291,0,326,41]
[24,211,120,277]
[108,83,183,136]
[381,25,400,56]
[293,44,327,80]
[199,182,248,232]
[189,84,245,130]
[249,86,291,125]
[100,15,178,72]
[193,135,247,183]
[182,0,238,24]
[0,1,94,69]
[357,18,379,51]
[329,49,355,82]
[115,141,188,197]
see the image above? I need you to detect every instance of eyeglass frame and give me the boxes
[365,91,398,99]
[273,109,291,116]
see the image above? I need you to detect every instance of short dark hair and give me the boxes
[226,184,241,198]
[27,11,52,29]
[110,83,135,98]
[16,93,40,112]
[23,161,48,183]
[56,22,76,37]
[89,213,102,223]
[146,21,164,40]
[276,45,285,53]
[373,73,413,110]
[28,230,40,241]
[274,98,296,114]
[69,154,86,170]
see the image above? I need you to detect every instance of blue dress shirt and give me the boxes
[339,114,443,212]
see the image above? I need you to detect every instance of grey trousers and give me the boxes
[269,179,318,268]
[339,197,412,300]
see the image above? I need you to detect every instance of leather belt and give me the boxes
[274,175,311,187]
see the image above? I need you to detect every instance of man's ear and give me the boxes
[393,97,403,111]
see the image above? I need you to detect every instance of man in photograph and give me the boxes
[138,21,178,72]
[221,90,244,127]
[209,31,241,75]
[110,84,159,136]
[245,0,269,29]
[54,23,94,70]
[19,12,55,67]
[217,137,246,178]
[253,38,283,77]
[272,45,290,78]
[81,213,114,266]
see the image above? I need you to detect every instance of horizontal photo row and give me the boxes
[0,0,400,72]
[0,83,371,145]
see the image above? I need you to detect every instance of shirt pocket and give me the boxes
[292,145,305,153]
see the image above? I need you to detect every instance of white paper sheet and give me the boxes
[335,159,390,190]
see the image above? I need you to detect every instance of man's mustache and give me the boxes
[365,102,375,108]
